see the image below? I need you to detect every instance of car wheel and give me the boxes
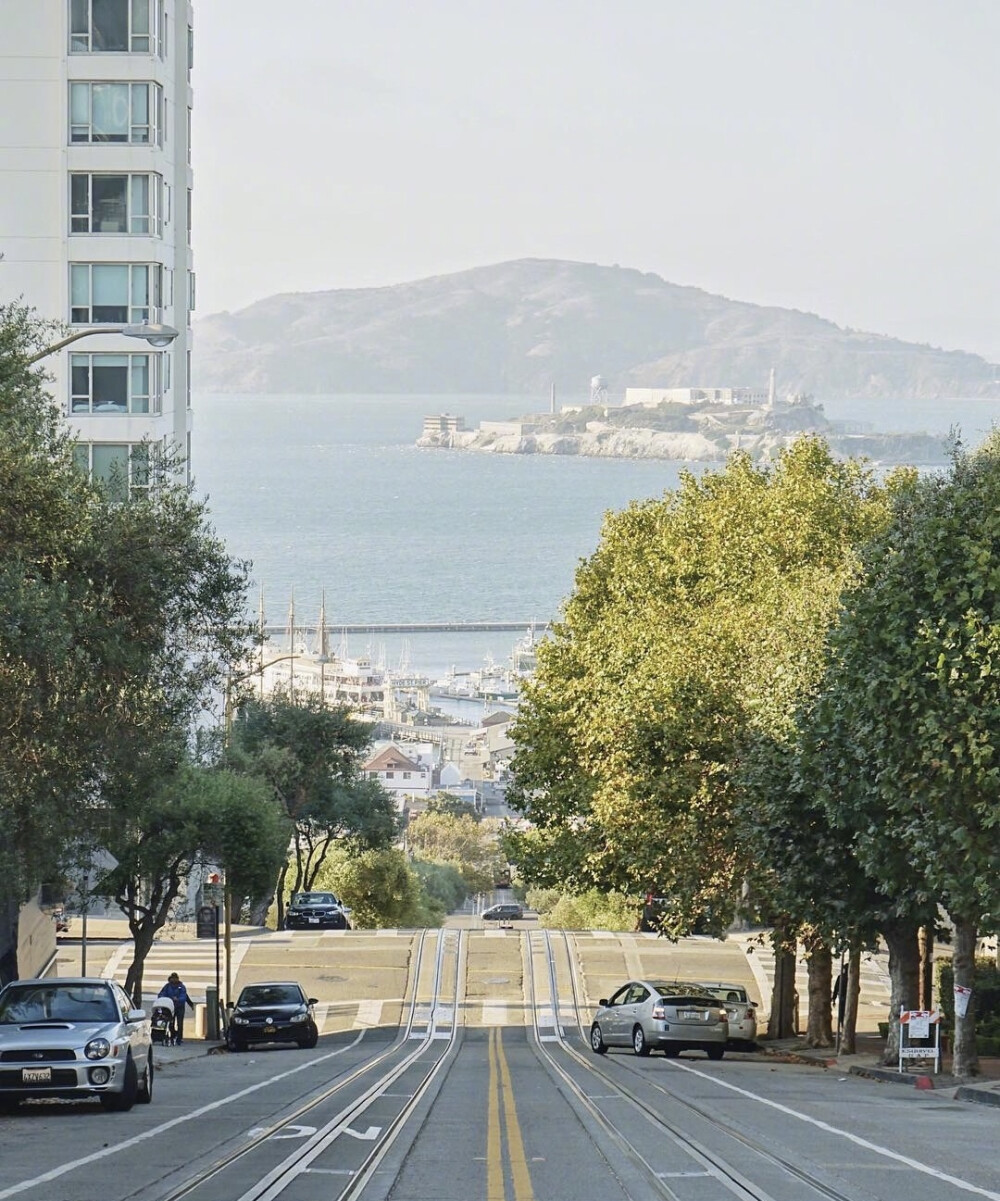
[590,1023,607,1055]
[298,1024,318,1049]
[137,1053,154,1104]
[101,1052,138,1111]
[227,1033,245,1052]
[632,1025,650,1057]
[706,1045,725,1061]
[0,1096,20,1113]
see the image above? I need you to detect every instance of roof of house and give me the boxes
[481,710,515,728]
[364,745,423,773]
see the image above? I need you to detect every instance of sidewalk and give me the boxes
[759,1034,1000,1108]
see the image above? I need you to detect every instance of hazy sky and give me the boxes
[195,1,1000,361]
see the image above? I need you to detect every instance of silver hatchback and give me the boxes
[0,977,153,1111]
[590,979,728,1059]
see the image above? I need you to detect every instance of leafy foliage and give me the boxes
[226,693,399,924]
[507,439,890,935]
[405,811,506,895]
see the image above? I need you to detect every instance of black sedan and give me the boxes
[284,891,350,930]
[226,982,319,1051]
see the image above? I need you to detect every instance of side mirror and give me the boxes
[598,999,608,1008]
[128,1008,146,1022]
[307,998,318,1006]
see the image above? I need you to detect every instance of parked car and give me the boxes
[482,903,523,922]
[590,979,728,1059]
[693,981,758,1048]
[227,981,319,1051]
[284,891,350,930]
[0,977,153,1111]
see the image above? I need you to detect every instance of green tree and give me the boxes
[226,694,399,926]
[95,764,286,1003]
[406,811,505,894]
[314,845,436,928]
[507,440,889,951]
[800,435,1000,1075]
[0,301,256,981]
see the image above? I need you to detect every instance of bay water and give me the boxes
[192,392,998,678]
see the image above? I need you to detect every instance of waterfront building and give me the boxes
[1,1,196,488]
[624,386,770,408]
[364,743,434,805]
[422,413,465,437]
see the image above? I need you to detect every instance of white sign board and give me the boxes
[954,984,972,1018]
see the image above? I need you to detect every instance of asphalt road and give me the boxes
[2,928,998,1201]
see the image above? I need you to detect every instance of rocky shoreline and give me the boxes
[417,424,950,466]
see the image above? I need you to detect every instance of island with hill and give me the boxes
[417,384,950,465]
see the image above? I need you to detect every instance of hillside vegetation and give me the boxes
[194,259,995,400]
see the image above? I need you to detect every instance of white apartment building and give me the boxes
[0,0,195,488]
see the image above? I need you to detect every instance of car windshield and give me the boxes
[238,984,303,1007]
[292,893,337,907]
[0,983,118,1024]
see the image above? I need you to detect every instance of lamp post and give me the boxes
[27,322,180,365]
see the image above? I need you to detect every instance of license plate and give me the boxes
[264,1024,276,1032]
[679,1010,701,1020]
[22,1066,52,1084]
[308,916,319,924]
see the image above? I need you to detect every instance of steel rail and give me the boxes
[155,928,434,1201]
[541,930,866,1201]
[234,928,465,1201]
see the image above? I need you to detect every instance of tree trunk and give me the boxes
[839,947,861,1055]
[804,940,834,1047]
[124,920,156,1006]
[767,927,798,1039]
[274,860,289,930]
[918,925,934,1011]
[950,914,979,1078]
[881,919,920,1065]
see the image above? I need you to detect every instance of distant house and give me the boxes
[364,743,433,801]
[478,420,539,436]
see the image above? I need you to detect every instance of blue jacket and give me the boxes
[158,980,193,1011]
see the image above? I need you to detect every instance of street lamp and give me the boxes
[27,322,180,365]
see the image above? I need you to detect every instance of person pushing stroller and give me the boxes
[157,972,194,1044]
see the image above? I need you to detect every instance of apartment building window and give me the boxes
[73,441,155,500]
[70,0,163,55]
[70,81,162,144]
[70,263,161,324]
[70,173,162,235]
[70,353,162,415]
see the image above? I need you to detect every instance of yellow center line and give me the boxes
[487,1027,505,1201]
[496,1029,534,1201]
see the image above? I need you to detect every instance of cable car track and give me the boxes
[526,929,892,1201]
[155,927,465,1201]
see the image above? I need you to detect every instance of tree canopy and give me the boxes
[507,439,891,936]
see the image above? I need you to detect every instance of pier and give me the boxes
[261,620,549,638]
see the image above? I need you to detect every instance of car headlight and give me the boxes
[289,1010,308,1023]
[232,1015,249,1025]
[85,1038,111,1060]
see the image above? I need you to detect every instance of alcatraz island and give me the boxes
[417,373,949,466]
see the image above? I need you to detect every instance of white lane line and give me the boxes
[0,1032,366,1201]
[671,1061,1000,1201]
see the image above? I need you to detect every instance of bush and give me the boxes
[533,888,640,931]
[412,859,468,914]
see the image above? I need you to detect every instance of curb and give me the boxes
[954,1085,1000,1108]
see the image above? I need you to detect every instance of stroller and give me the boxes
[151,996,175,1045]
